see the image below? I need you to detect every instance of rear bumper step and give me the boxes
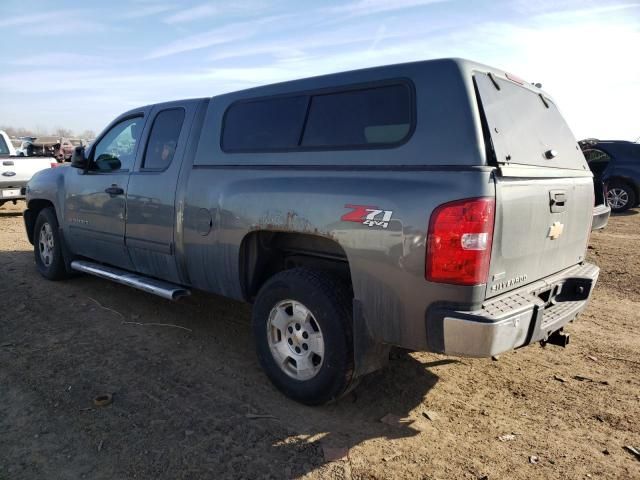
[70,260,190,301]
[426,262,599,357]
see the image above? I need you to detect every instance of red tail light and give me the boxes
[50,162,59,168]
[426,197,495,286]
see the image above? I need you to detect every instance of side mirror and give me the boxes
[71,146,88,169]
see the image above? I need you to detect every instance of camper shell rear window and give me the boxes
[474,72,586,171]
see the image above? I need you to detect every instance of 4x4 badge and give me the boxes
[548,221,564,240]
[341,204,394,229]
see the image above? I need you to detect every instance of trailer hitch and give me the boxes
[541,329,570,348]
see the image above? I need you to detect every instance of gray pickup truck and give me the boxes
[24,58,607,405]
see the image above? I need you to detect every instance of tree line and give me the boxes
[0,126,96,140]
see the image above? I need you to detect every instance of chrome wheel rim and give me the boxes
[607,188,629,209]
[267,300,324,381]
[38,222,54,267]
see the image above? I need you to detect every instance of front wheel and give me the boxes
[252,268,354,405]
[33,207,69,280]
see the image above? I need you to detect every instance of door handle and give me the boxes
[549,190,567,213]
[105,185,124,196]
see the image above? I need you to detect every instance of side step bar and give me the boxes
[70,260,190,301]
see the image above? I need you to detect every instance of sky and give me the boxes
[0,0,639,140]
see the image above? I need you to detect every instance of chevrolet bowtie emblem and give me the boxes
[548,221,564,240]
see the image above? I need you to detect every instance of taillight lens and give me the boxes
[426,197,495,286]
[50,162,59,168]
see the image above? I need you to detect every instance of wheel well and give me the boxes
[25,199,55,244]
[239,231,352,302]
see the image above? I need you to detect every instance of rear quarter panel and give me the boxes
[183,168,495,350]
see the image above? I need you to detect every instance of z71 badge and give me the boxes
[341,204,394,229]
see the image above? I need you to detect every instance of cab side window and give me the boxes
[92,116,143,172]
[143,109,185,170]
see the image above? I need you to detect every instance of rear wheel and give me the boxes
[33,207,68,280]
[252,268,354,405]
[607,181,636,213]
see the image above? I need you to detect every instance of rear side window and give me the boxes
[222,96,309,151]
[143,108,185,170]
[583,148,611,176]
[302,85,412,147]
[583,148,611,163]
[221,82,413,152]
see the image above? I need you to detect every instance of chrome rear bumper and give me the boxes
[426,263,599,357]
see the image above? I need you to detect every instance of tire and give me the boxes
[252,268,354,405]
[33,207,69,280]
[607,181,636,213]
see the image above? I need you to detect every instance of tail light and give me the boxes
[50,162,59,168]
[426,197,495,286]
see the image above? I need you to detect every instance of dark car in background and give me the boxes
[581,139,640,213]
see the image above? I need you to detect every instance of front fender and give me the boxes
[26,165,68,222]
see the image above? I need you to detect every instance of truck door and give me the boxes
[63,114,147,270]
[125,100,198,283]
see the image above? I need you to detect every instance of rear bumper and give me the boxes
[426,262,599,357]
[592,204,610,230]
[0,183,27,201]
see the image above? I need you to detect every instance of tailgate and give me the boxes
[0,156,52,185]
[488,176,593,297]
[475,72,594,298]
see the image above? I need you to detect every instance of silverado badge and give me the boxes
[547,221,564,240]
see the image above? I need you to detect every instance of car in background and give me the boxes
[578,139,611,229]
[580,139,640,213]
[16,136,83,162]
[1,130,57,207]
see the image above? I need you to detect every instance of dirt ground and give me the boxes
[0,201,638,480]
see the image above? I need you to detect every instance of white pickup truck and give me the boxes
[0,130,56,206]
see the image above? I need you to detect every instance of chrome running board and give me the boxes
[70,260,190,301]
